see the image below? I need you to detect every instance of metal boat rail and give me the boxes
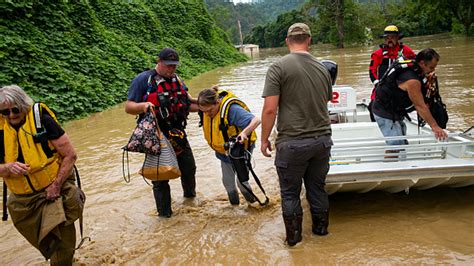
[331,133,474,164]
[333,132,468,144]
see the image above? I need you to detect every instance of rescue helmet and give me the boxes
[380,25,404,39]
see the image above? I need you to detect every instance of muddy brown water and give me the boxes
[1,34,473,264]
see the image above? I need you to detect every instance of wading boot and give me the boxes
[283,214,303,246]
[312,210,329,236]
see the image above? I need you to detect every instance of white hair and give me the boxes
[0,85,34,113]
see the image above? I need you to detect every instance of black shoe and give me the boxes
[283,214,303,246]
[312,210,329,236]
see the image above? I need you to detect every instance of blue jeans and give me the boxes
[373,114,408,146]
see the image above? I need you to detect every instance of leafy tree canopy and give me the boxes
[205,0,306,44]
[243,0,470,48]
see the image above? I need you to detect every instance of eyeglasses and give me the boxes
[0,107,21,116]
[385,34,398,39]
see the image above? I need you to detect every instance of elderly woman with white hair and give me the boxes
[0,85,85,265]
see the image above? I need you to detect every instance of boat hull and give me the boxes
[327,159,474,194]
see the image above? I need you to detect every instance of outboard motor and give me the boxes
[321,60,338,85]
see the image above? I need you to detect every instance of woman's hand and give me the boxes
[237,132,248,143]
[45,181,61,200]
[4,162,29,175]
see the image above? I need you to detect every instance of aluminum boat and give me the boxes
[326,86,474,194]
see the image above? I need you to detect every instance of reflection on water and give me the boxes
[1,34,473,264]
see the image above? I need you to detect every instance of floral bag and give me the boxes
[123,108,161,155]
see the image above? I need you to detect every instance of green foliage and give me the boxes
[425,0,473,35]
[205,0,306,45]
[0,0,247,122]
[244,10,309,48]
[384,0,452,37]
[244,0,469,48]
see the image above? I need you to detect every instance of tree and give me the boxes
[244,0,469,48]
[305,0,347,48]
[205,0,306,44]
[334,0,345,48]
[437,0,472,34]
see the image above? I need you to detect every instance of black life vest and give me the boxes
[376,59,428,119]
[143,73,190,130]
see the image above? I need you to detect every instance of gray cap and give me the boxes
[287,23,311,37]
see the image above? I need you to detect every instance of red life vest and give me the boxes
[143,74,190,126]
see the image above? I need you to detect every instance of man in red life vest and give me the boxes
[125,48,198,218]
[368,25,416,121]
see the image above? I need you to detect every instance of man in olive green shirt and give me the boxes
[261,22,333,246]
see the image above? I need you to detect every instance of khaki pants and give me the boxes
[50,223,76,266]
[7,179,85,265]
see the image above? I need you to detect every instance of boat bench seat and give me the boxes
[331,122,383,140]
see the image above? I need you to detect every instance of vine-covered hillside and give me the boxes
[0,1,247,121]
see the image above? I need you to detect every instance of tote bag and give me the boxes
[139,129,181,181]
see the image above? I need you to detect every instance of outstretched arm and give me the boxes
[403,79,448,140]
[237,116,261,142]
[187,93,199,112]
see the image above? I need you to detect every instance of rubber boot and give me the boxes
[283,214,303,246]
[312,210,329,236]
[153,182,172,217]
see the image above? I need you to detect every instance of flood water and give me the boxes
[1,34,473,264]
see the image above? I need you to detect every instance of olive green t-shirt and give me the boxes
[262,52,332,144]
